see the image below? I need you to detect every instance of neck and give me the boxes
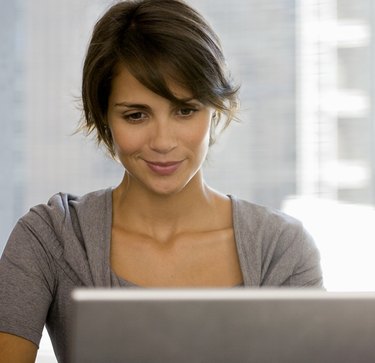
[112,171,227,241]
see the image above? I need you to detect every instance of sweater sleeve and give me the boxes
[260,216,324,288]
[231,197,324,288]
[282,227,324,288]
[0,216,56,347]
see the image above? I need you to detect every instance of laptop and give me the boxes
[69,288,375,363]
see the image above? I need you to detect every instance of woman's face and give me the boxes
[107,65,215,196]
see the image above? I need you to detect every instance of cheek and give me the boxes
[184,120,211,148]
[111,125,146,155]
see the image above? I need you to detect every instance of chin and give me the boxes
[146,178,192,197]
[149,185,185,197]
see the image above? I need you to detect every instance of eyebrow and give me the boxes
[114,102,150,109]
[114,98,201,109]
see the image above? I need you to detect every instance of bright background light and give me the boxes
[283,197,375,291]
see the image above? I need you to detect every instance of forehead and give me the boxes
[110,63,194,102]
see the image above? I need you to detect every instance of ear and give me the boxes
[209,110,219,146]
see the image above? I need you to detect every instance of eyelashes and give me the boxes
[122,107,199,124]
[176,108,198,117]
[123,112,147,124]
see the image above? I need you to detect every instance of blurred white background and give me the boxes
[1,0,375,361]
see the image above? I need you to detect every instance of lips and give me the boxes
[145,160,183,176]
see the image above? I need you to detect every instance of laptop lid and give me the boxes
[69,288,375,363]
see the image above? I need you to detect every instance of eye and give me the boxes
[123,111,148,124]
[176,107,197,118]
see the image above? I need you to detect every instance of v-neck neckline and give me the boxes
[103,188,249,287]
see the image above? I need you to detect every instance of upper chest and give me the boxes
[110,227,243,287]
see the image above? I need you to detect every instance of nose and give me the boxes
[149,120,177,154]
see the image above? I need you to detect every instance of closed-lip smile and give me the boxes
[144,160,184,176]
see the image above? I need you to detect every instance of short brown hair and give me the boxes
[81,0,239,157]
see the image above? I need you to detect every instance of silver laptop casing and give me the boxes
[70,289,375,363]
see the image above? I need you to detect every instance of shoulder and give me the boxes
[231,196,303,237]
[12,188,113,258]
[231,196,323,287]
[36,187,111,216]
[22,188,112,230]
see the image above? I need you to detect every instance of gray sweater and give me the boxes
[0,188,323,362]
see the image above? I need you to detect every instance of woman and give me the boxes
[0,0,323,362]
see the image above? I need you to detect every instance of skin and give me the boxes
[108,65,243,287]
[0,332,37,363]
